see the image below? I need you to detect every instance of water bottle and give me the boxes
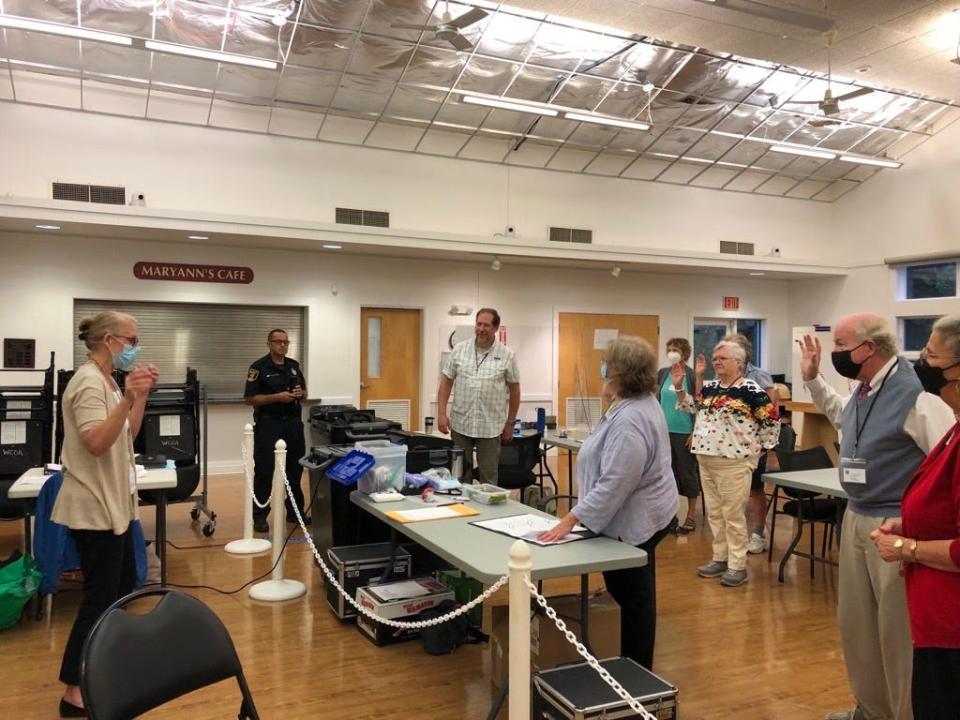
[513,418,522,437]
[536,407,546,434]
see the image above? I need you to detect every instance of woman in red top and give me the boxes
[871,313,960,720]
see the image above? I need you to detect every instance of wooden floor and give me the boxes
[0,462,852,719]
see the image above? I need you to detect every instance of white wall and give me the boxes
[0,232,792,474]
[0,102,836,264]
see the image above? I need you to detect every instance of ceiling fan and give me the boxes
[779,30,873,127]
[391,1,488,52]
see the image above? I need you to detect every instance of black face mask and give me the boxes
[831,341,868,380]
[914,358,960,396]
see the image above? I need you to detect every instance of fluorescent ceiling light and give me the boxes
[0,14,132,45]
[35,224,61,230]
[749,272,766,276]
[563,111,649,131]
[188,235,208,240]
[838,153,902,169]
[462,95,558,117]
[144,40,277,70]
[322,244,342,250]
[770,144,837,160]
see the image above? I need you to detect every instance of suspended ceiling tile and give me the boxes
[818,125,874,151]
[551,74,617,112]
[583,151,634,176]
[816,178,860,202]
[606,127,655,152]
[785,179,832,200]
[811,161,861,181]
[0,65,12,100]
[150,53,221,92]
[10,69,81,108]
[546,147,597,172]
[724,169,772,193]
[222,11,280,59]
[153,2,230,51]
[478,106,532,134]
[566,123,619,148]
[286,25,354,71]
[146,89,211,125]
[2,30,79,68]
[593,84,652,120]
[364,120,424,150]
[458,134,513,161]
[383,84,445,122]
[399,46,465,87]
[845,127,902,155]
[505,139,558,167]
[645,127,700,156]
[620,156,671,180]
[434,100,486,129]
[80,1,153,37]
[316,113,374,143]
[658,160,709,184]
[755,174,801,196]
[474,13,542,62]
[417,127,470,156]
[4,0,77,24]
[81,78,148,117]
[721,141,773,167]
[525,24,597,71]
[883,131,927,157]
[878,2,953,37]
[685,133,740,160]
[704,61,773,104]
[505,64,566,104]
[266,106,325,139]
[329,74,395,114]
[209,97,272,132]
[361,0,434,42]
[745,70,815,109]
[299,0,369,30]
[689,166,741,189]
[275,66,338,107]
[456,55,517,95]
[215,64,279,100]
[82,43,152,82]
[839,163,880,183]
[345,35,415,81]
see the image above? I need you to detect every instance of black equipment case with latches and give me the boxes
[326,542,412,621]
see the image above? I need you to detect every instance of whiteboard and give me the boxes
[790,325,853,403]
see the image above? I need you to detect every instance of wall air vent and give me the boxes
[720,241,755,255]
[52,182,126,205]
[335,207,390,228]
[550,227,593,244]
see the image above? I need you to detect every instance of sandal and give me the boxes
[676,518,696,534]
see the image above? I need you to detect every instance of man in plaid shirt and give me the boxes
[438,308,521,484]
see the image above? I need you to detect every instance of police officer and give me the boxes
[244,328,309,533]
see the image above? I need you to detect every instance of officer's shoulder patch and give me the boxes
[247,368,259,382]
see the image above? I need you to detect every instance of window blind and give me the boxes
[73,300,306,401]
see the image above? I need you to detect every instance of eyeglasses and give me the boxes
[113,334,140,347]
[712,356,734,363]
[269,339,290,345]
[920,347,959,361]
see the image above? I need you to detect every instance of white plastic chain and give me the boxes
[281,466,508,629]
[524,576,659,720]
[241,439,271,510]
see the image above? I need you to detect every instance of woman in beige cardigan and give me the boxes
[53,311,158,717]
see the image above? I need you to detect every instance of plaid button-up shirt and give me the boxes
[442,339,520,438]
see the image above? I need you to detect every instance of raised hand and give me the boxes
[797,335,821,381]
[670,363,685,388]
[694,354,707,375]
[124,367,154,404]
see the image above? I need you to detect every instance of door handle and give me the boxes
[360,382,369,389]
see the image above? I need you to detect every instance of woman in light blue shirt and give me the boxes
[540,336,678,669]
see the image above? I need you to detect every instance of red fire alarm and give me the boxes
[723,296,740,310]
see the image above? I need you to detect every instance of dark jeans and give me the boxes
[602,523,672,670]
[913,647,960,720]
[253,416,306,521]
[59,524,137,686]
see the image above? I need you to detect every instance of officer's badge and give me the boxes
[247,368,259,382]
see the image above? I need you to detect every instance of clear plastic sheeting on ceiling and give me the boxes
[0,0,958,202]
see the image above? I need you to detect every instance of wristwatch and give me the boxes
[908,539,919,562]
[894,538,904,559]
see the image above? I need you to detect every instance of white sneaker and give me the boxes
[747,532,767,554]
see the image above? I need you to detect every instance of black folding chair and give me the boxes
[80,588,259,720]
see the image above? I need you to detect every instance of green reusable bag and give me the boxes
[0,552,41,630]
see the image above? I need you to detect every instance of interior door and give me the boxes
[558,312,659,428]
[360,308,422,431]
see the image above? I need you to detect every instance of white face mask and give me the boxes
[666,351,682,365]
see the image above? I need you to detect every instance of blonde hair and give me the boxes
[605,336,657,397]
[713,340,746,370]
[77,311,134,350]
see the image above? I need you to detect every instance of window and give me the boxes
[900,316,940,354]
[902,262,957,300]
[693,318,764,380]
[73,300,306,400]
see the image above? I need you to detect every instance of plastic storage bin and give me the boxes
[355,440,407,494]
[466,483,508,505]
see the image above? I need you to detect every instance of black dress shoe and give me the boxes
[59,699,87,718]
[287,513,311,526]
[253,518,269,533]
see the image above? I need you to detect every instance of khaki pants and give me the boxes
[451,430,501,484]
[697,455,754,571]
[838,509,913,720]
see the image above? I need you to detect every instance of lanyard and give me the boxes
[853,360,897,454]
[474,344,491,371]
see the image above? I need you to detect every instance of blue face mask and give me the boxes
[600,361,608,380]
[111,342,140,371]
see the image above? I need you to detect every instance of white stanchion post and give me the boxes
[225,423,271,555]
[249,439,307,602]
[509,540,532,720]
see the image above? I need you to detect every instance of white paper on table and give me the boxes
[368,579,433,601]
[593,328,619,350]
[472,514,589,545]
[6,400,31,420]
[159,415,180,437]
[390,506,465,522]
[1,421,27,445]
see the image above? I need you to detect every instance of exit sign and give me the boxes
[723,296,740,310]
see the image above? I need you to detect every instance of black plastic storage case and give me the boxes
[532,657,679,720]
[309,405,401,445]
[325,542,412,620]
[386,429,463,475]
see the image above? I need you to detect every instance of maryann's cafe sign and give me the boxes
[134,261,253,284]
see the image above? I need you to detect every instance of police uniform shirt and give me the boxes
[244,355,306,420]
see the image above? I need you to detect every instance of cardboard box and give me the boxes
[355,577,455,646]
[490,592,621,689]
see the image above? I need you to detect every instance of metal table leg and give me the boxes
[157,490,168,587]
